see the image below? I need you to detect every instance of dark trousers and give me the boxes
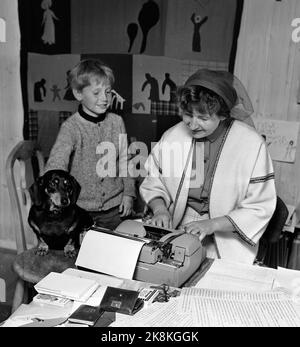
[89,206,122,230]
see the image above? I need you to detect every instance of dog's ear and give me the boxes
[29,176,45,206]
[69,175,81,204]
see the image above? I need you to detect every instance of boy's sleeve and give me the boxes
[118,118,136,198]
[45,122,75,172]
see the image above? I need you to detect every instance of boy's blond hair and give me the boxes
[69,59,115,91]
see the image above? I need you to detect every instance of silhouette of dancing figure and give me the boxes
[191,13,208,52]
[50,84,61,102]
[162,73,177,102]
[141,73,160,101]
[34,78,47,102]
[41,0,58,45]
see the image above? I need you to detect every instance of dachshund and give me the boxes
[28,170,94,258]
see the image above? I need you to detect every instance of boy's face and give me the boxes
[182,109,222,139]
[74,77,112,116]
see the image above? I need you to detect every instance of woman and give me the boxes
[140,69,276,264]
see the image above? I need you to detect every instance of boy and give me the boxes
[46,59,136,230]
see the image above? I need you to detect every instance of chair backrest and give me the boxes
[255,196,289,266]
[262,196,289,244]
[5,141,45,254]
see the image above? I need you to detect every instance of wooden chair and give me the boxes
[5,140,76,312]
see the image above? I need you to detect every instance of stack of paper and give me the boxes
[194,259,277,291]
[179,287,300,327]
[34,272,99,302]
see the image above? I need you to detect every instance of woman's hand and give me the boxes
[183,216,234,241]
[150,209,173,229]
[119,195,133,217]
[183,220,216,241]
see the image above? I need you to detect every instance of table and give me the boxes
[3,258,212,327]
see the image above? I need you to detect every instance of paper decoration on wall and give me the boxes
[133,54,229,114]
[191,13,208,52]
[138,0,160,53]
[41,0,59,45]
[28,53,80,112]
[164,0,236,62]
[162,73,177,102]
[133,55,182,114]
[253,118,300,163]
[127,0,160,53]
[127,23,139,53]
[82,53,133,115]
[71,0,164,56]
[18,0,71,54]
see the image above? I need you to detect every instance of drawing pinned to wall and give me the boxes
[254,118,300,163]
[191,13,208,52]
[126,0,160,54]
[41,0,59,45]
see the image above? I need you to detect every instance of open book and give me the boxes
[34,272,99,302]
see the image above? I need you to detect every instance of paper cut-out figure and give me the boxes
[162,73,177,102]
[41,0,59,45]
[133,102,146,111]
[111,90,126,110]
[34,78,47,102]
[141,73,160,102]
[63,70,76,101]
[138,0,160,54]
[191,13,208,52]
[50,84,61,102]
[127,23,139,53]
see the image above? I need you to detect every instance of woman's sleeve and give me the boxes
[139,141,172,208]
[225,142,277,246]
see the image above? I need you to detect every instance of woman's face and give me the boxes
[182,110,222,139]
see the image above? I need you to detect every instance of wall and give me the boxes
[0,0,23,248]
[234,0,300,211]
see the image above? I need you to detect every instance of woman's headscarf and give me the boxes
[183,69,254,123]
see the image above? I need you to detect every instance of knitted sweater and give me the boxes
[45,110,136,211]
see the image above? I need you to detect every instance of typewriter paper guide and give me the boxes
[75,229,145,279]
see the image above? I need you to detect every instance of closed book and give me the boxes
[68,305,104,326]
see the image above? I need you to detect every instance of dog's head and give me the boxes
[29,170,81,214]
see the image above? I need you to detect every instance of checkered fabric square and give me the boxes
[28,110,38,141]
[151,101,180,116]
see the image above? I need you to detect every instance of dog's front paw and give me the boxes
[64,244,77,258]
[36,243,49,256]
